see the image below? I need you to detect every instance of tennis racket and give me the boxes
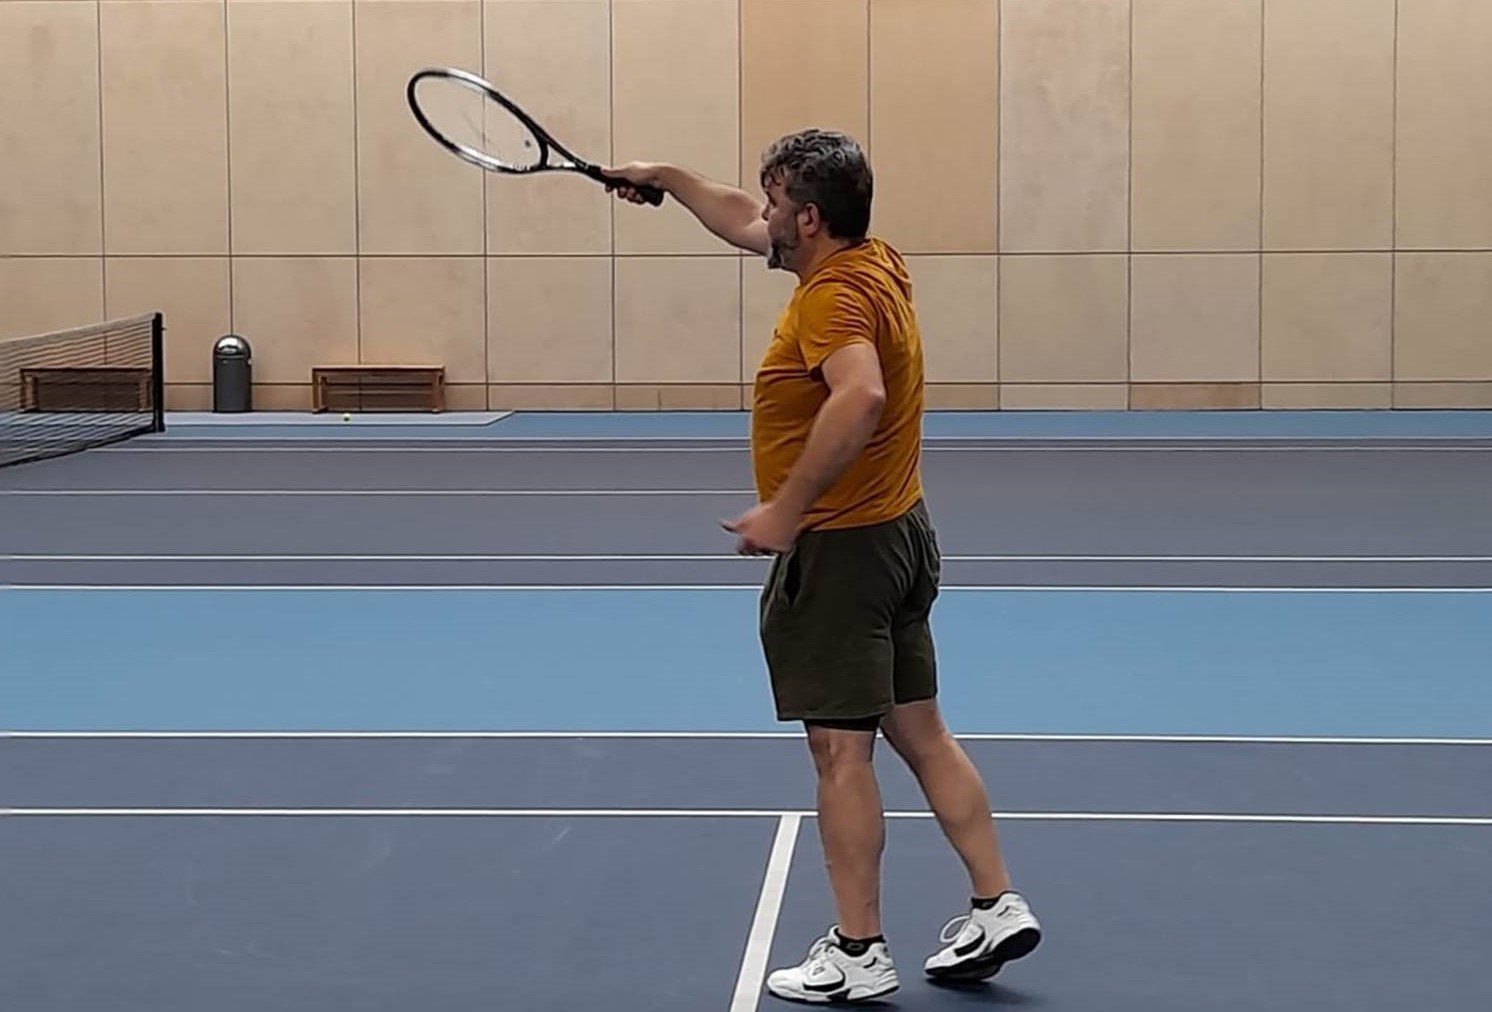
[406,66,665,206]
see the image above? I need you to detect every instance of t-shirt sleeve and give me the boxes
[795,281,879,376]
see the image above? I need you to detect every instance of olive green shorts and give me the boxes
[758,499,941,723]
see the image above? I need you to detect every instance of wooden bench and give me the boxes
[20,366,154,412]
[311,365,446,413]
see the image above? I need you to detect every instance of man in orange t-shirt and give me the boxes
[604,132,1041,1003]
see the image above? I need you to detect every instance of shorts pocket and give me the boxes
[762,547,804,624]
[779,547,804,609]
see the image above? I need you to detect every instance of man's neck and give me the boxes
[794,237,864,281]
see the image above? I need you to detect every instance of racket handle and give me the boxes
[590,165,666,206]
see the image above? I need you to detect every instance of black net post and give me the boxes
[152,312,165,433]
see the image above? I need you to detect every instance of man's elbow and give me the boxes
[843,382,886,422]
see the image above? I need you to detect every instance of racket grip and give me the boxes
[590,165,665,206]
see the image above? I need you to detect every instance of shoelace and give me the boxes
[801,933,836,972]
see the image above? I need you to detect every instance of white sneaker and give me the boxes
[924,892,1042,981]
[765,927,900,1004]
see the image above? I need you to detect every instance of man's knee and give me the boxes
[804,720,878,776]
[881,698,953,766]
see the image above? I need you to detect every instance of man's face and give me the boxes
[762,175,803,271]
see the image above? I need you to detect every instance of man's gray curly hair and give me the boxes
[759,129,873,240]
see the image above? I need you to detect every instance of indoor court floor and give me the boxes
[3,410,1491,1011]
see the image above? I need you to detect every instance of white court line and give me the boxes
[7,731,1489,746]
[6,553,1490,564]
[121,431,1492,444]
[95,443,1492,455]
[0,488,754,498]
[2,807,1488,825]
[5,583,1490,592]
[730,814,801,1012]
[1,553,771,562]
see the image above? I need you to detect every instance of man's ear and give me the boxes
[798,201,824,237]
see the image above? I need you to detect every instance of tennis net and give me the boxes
[0,311,165,469]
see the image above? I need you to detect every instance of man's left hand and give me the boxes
[723,501,802,556]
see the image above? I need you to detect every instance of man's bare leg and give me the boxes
[805,725,885,939]
[880,699,1011,898]
[881,697,1041,980]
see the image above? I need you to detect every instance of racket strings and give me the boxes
[414,76,543,171]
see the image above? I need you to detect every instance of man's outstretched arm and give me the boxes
[604,161,769,255]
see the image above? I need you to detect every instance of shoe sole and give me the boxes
[766,980,900,1005]
[926,927,1041,982]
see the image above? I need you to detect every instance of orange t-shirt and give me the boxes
[750,237,925,532]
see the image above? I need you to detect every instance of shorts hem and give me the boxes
[773,694,937,723]
[776,707,889,724]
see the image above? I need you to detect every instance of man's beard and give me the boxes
[767,225,799,270]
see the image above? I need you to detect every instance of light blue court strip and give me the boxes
[3,588,1489,737]
[486,409,1492,441]
[148,413,515,442]
[144,410,1492,443]
[163,412,514,427]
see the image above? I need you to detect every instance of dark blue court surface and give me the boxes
[6,737,1491,818]
[3,411,1490,1011]
[774,819,1491,1012]
[0,815,774,1012]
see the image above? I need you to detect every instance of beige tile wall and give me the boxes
[3,0,1490,411]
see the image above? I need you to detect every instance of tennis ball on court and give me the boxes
[342,412,351,422]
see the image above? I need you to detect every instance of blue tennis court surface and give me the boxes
[4,587,1491,737]
[3,410,1490,1012]
[139,407,1492,442]
[480,407,1492,441]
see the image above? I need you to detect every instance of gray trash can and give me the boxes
[212,334,252,412]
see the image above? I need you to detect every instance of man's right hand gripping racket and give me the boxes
[406,66,665,206]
